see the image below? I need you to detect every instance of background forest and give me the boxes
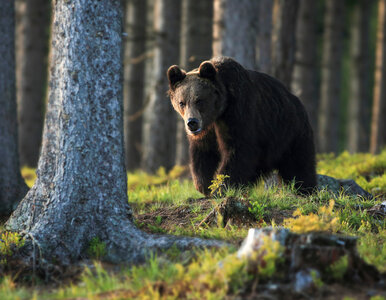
[0,0,385,299]
[13,0,386,172]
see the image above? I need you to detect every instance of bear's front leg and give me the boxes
[189,130,221,196]
[214,122,256,187]
[215,133,259,188]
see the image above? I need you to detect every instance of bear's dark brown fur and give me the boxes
[167,56,316,195]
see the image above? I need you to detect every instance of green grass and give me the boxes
[0,277,33,300]
[128,179,201,207]
[9,150,385,299]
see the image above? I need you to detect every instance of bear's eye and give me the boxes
[179,101,185,108]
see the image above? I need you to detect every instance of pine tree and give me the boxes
[0,0,28,215]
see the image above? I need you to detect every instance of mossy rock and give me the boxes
[317,174,373,199]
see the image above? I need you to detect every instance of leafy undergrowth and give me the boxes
[5,151,385,299]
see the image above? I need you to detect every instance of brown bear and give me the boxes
[167,56,316,196]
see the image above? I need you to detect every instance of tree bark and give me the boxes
[15,0,50,168]
[271,0,299,88]
[123,0,147,171]
[142,0,181,172]
[256,0,274,74]
[6,0,222,264]
[213,0,259,70]
[318,0,345,153]
[175,0,213,166]
[0,0,28,215]
[370,0,386,154]
[291,0,318,132]
[348,0,372,153]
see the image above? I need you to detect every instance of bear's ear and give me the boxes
[198,61,217,80]
[167,65,186,89]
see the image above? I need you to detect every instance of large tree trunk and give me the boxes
[142,0,181,172]
[6,0,222,264]
[317,0,345,153]
[0,1,28,215]
[370,0,386,154]
[271,0,299,88]
[213,0,259,70]
[15,0,50,167]
[291,0,318,133]
[123,0,147,171]
[348,0,373,153]
[175,0,213,166]
[256,0,274,74]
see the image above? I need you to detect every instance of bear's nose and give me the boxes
[187,118,200,132]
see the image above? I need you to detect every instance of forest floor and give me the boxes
[1,151,386,299]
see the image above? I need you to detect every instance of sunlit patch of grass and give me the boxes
[49,236,293,300]
[13,151,385,298]
[247,182,321,216]
[52,247,251,300]
[0,277,32,300]
[52,262,126,299]
[127,165,187,189]
[128,179,201,206]
[283,200,339,234]
[171,222,248,242]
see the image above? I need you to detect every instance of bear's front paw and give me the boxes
[193,180,211,197]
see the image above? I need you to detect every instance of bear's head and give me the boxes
[167,61,226,138]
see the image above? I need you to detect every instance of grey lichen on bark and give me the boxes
[6,0,225,264]
[0,0,29,215]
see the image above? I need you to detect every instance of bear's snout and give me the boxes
[187,118,201,134]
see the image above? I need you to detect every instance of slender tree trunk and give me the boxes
[271,0,299,88]
[142,0,181,172]
[213,0,259,70]
[256,0,274,74]
[16,0,50,167]
[7,0,222,264]
[348,0,372,153]
[175,0,213,166]
[123,0,147,170]
[318,0,345,153]
[0,1,28,215]
[291,0,318,132]
[370,0,386,154]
